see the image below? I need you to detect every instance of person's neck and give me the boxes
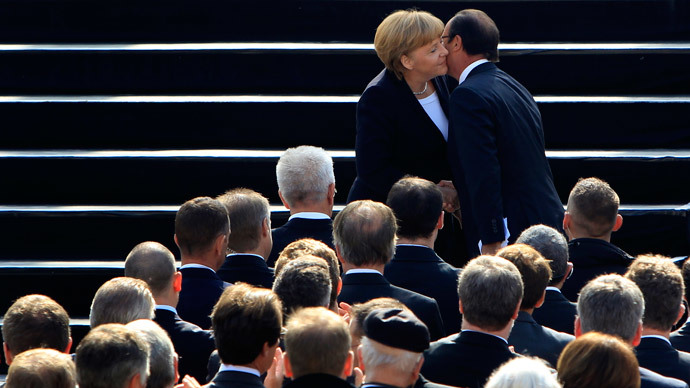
[181,254,220,271]
[449,54,486,80]
[569,231,612,243]
[397,234,436,249]
[521,308,535,315]
[288,202,332,217]
[462,320,512,341]
[342,262,386,274]
[641,327,671,339]
[153,291,178,308]
[230,249,267,261]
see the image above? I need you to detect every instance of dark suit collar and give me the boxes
[288,373,354,388]
[466,61,496,79]
[342,271,389,286]
[515,311,538,325]
[213,370,263,383]
[544,289,571,303]
[180,266,222,280]
[392,245,444,263]
[154,307,178,320]
[459,330,510,349]
[638,336,675,350]
[283,217,332,228]
[224,254,269,268]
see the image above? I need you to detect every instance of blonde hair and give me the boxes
[485,357,561,388]
[374,9,444,79]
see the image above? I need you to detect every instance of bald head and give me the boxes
[333,200,397,267]
[125,242,177,296]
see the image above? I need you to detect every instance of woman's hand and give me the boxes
[437,180,460,213]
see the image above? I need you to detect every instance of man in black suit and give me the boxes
[671,260,690,351]
[517,225,577,334]
[283,307,355,388]
[499,244,573,366]
[206,283,283,388]
[625,256,690,385]
[216,188,274,289]
[443,9,564,257]
[383,177,462,334]
[174,196,231,329]
[576,274,688,388]
[125,241,216,384]
[561,178,634,301]
[334,200,445,340]
[268,145,336,267]
[273,257,333,319]
[421,256,523,388]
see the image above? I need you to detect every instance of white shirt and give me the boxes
[155,305,178,314]
[219,364,260,377]
[545,286,562,293]
[418,91,449,140]
[288,211,331,221]
[459,59,489,84]
[345,269,383,276]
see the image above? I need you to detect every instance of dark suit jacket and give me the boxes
[532,288,577,334]
[637,337,690,385]
[154,308,216,384]
[337,271,445,340]
[561,238,634,301]
[267,217,334,267]
[348,69,452,203]
[384,245,462,334]
[178,267,228,329]
[217,254,274,289]
[507,311,574,366]
[640,367,690,388]
[446,62,563,256]
[204,370,264,388]
[421,331,519,388]
[284,373,354,388]
[671,321,690,352]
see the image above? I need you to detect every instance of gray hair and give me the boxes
[360,336,422,374]
[485,357,561,388]
[126,320,176,388]
[333,200,397,266]
[89,277,156,328]
[516,225,569,283]
[577,274,645,342]
[276,146,335,206]
[125,241,177,295]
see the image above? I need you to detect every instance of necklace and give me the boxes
[412,81,428,95]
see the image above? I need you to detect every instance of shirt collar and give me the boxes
[459,59,490,84]
[462,329,509,344]
[396,243,430,249]
[180,263,216,272]
[345,268,383,276]
[641,335,672,345]
[288,212,331,221]
[226,253,265,260]
[155,305,177,314]
[545,286,562,293]
[219,364,260,377]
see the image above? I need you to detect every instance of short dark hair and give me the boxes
[516,225,569,285]
[175,197,230,255]
[333,200,397,266]
[567,177,620,237]
[124,241,177,295]
[350,298,406,341]
[446,9,500,62]
[497,244,552,310]
[5,348,76,388]
[625,255,684,331]
[2,295,71,356]
[216,188,270,253]
[211,283,283,365]
[386,177,442,239]
[273,256,332,318]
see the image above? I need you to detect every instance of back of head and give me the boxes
[124,241,177,296]
[89,277,155,328]
[2,294,71,357]
[126,320,176,388]
[211,283,283,365]
[216,188,270,253]
[457,256,523,331]
[349,298,406,350]
[576,274,644,342]
[333,200,397,267]
[374,9,444,79]
[76,323,150,388]
[174,197,230,256]
[557,332,640,388]
[625,254,684,332]
[273,256,332,318]
[5,348,76,388]
[567,177,620,237]
[276,146,335,207]
[683,259,690,302]
[497,244,552,310]
[284,307,350,378]
[276,238,340,309]
[386,177,442,239]
[446,9,500,62]
[516,224,569,285]
[485,357,561,388]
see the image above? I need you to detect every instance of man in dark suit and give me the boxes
[268,145,336,267]
[125,241,216,384]
[421,256,523,388]
[576,274,688,388]
[335,200,445,340]
[174,196,231,329]
[626,256,690,385]
[499,244,574,366]
[517,225,577,334]
[216,188,274,289]
[273,257,333,319]
[561,178,634,301]
[383,177,462,334]
[443,9,564,257]
[671,260,690,351]
[205,283,283,388]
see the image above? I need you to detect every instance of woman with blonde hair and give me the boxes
[485,357,561,388]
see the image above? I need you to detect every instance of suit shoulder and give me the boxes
[641,368,689,388]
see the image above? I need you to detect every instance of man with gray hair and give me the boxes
[268,145,336,267]
[422,256,523,388]
[127,319,179,388]
[517,224,577,334]
[575,274,687,388]
[216,188,274,288]
[89,277,155,328]
[334,200,444,340]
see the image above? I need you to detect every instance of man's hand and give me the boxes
[339,302,353,324]
[437,180,460,213]
[174,375,201,388]
[264,347,284,388]
[481,241,503,256]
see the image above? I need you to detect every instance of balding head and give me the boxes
[333,200,397,267]
[516,225,569,285]
[125,242,177,296]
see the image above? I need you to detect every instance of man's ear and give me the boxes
[327,183,336,206]
[262,218,271,237]
[563,212,571,232]
[173,271,183,293]
[214,233,228,255]
[676,302,686,326]
[410,355,424,386]
[511,301,521,320]
[356,345,366,375]
[283,353,294,378]
[632,322,642,346]
[127,373,145,388]
[436,211,445,231]
[450,35,463,52]
[173,353,180,384]
[342,350,354,378]
[574,316,582,338]
[174,234,180,249]
[278,190,290,210]
[613,214,623,232]
[335,246,345,265]
[3,342,13,366]
[458,299,464,314]
[337,278,343,296]
[64,337,73,354]
[535,290,546,309]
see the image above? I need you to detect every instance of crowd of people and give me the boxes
[2,6,686,388]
